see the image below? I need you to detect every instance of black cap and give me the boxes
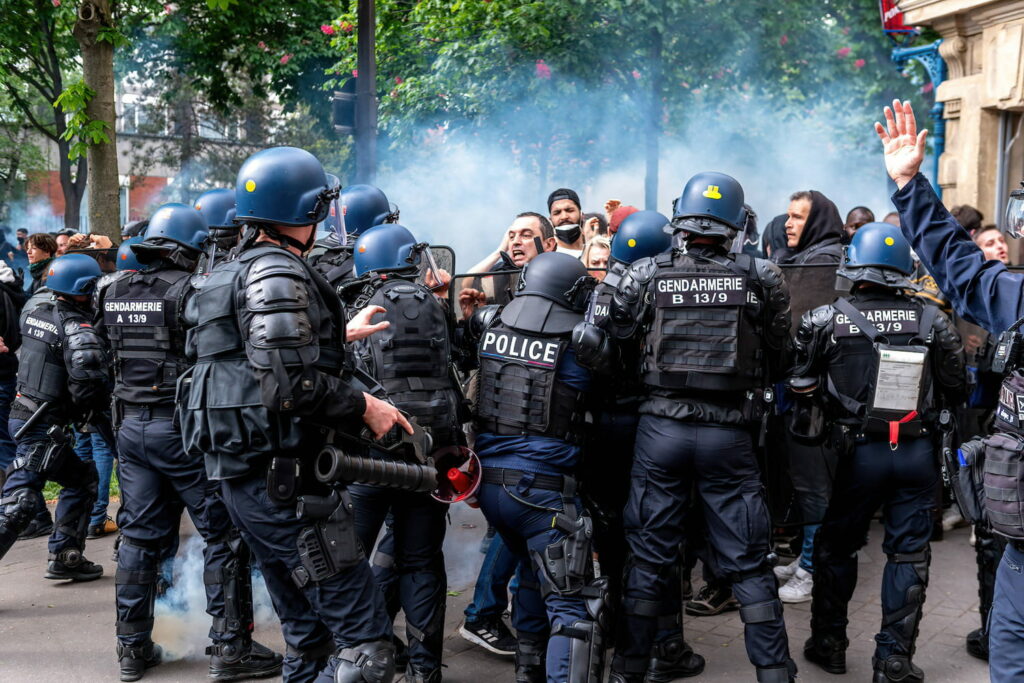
[547,188,581,212]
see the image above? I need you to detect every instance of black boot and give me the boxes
[646,635,705,681]
[45,548,103,581]
[406,663,442,683]
[393,633,410,668]
[118,642,162,682]
[514,633,547,683]
[872,654,924,682]
[965,627,989,661]
[207,638,283,681]
[803,634,848,674]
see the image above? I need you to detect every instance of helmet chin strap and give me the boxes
[258,224,317,254]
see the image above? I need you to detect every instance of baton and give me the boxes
[13,401,52,441]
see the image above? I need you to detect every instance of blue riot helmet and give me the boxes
[142,203,209,252]
[353,223,419,276]
[193,189,236,228]
[46,253,102,296]
[341,184,396,236]
[235,147,339,227]
[611,210,672,265]
[116,237,144,271]
[837,221,915,289]
[670,171,746,239]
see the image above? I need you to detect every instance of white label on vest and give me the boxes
[873,347,926,412]
[834,308,920,338]
[103,299,166,326]
[23,315,59,343]
[480,329,560,369]
[654,275,745,307]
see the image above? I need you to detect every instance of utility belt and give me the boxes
[118,402,176,421]
[481,467,571,492]
[10,395,48,422]
[475,418,583,446]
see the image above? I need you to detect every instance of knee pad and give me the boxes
[1,487,39,526]
[333,639,395,683]
[555,618,604,683]
[515,633,548,683]
[739,599,782,625]
[207,535,255,637]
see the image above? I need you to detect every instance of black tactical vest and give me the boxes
[357,276,462,444]
[180,246,346,476]
[827,294,934,429]
[103,267,191,406]
[17,300,68,405]
[588,263,625,328]
[475,318,585,443]
[641,251,762,393]
[309,244,355,288]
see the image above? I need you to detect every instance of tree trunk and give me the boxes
[57,137,87,231]
[644,25,663,211]
[73,0,119,241]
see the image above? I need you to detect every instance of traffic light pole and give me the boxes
[355,0,377,184]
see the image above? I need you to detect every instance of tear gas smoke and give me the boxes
[153,534,278,662]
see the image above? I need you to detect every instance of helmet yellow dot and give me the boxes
[627,238,637,247]
[884,237,895,246]
[245,179,257,192]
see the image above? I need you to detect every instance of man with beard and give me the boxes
[548,188,586,258]
[783,191,844,265]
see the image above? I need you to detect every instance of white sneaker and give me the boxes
[779,567,814,603]
[773,558,800,582]
[942,508,965,532]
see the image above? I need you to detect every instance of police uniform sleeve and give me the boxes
[893,173,1024,334]
[929,308,968,396]
[242,253,366,421]
[753,258,793,381]
[62,317,112,407]
[609,257,657,341]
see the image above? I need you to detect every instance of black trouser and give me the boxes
[115,410,250,648]
[615,416,791,678]
[350,484,448,672]
[810,437,937,661]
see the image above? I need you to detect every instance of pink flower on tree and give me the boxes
[631,69,641,80]
[280,54,292,65]
[394,76,404,84]
[321,25,335,35]
[257,41,267,51]
[535,60,552,79]
[340,21,354,33]
[836,47,851,58]
[921,82,934,93]
[352,69,358,77]
[51,0,60,6]
[854,58,866,69]
[779,35,788,46]
[164,4,174,14]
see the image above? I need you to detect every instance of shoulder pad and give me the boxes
[245,270,310,313]
[630,256,660,283]
[809,304,835,328]
[617,257,657,305]
[244,250,307,285]
[753,257,785,286]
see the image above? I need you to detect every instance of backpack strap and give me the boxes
[833,298,881,343]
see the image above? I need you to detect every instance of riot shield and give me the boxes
[451,269,522,322]
[778,263,843,327]
[417,245,456,291]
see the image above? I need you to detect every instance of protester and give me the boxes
[547,187,585,256]
[842,206,874,241]
[25,233,57,293]
[582,235,610,281]
[54,229,75,256]
[782,190,844,264]
[581,212,608,243]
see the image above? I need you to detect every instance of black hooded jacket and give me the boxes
[783,190,843,266]
[762,214,792,264]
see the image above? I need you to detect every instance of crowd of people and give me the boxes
[0,98,1022,683]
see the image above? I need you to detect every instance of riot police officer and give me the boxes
[343,223,466,683]
[467,251,606,683]
[309,183,397,287]
[577,172,796,682]
[790,222,965,682]
[180,146,409,683]
[0,254,109,581]
[578,210,703,681]
[97,204,283,682]
[194,188,240,272]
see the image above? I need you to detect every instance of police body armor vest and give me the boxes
[358,275,462,445]
[589,262,625,328]
[103,267,191,406]
[829,296,936,440]
[17,300,69,405]
[475,318,585,443]
[310,244,355,288]
[180,246,346,471]
[985,371,1024,539]
[642,251,762,393]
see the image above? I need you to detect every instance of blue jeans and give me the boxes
[74,430,114,526]
[989,543,1024,681]
[464,527,519,622]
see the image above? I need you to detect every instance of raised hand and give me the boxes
[874,99,928,190]
[346,305,389,341]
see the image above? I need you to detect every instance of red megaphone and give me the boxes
[431,445,481,505]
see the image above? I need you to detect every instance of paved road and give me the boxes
[0,502,990,682]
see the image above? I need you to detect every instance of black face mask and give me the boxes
[555,224,582,245]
